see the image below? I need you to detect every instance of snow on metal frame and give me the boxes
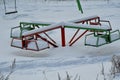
[69,15,99,23]
[22,21,111,37]
[23,22,64,37]
[64,22,111,30]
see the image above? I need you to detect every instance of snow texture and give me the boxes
[0,0,120,80]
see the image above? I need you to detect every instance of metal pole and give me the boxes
[69,30,88,46]
[15,0,17,11]
[69,29,80,44]
[3,0,7,13]
[61,27,66,47]
[76,0,83,13]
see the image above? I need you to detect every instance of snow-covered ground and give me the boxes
[0,0,120,80]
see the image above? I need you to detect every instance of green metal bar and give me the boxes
[15,0,17,11]
[84,32,110,47]
[20,22,52,26]
[19,22,52,38]
[20,23,23,38]
[76,0,83,13]
[96,36,99,47]
[100,20,112,30]
[3,0,7,13]
[10,26,20,38]
[110,30,120,42]
[84,33,94,46]
[108,31,111,43]
[110,29,120,34]
[69,30,88,46]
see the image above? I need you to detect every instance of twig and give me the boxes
[58,72,61,80]
[96,74,99,80]
[73,74,78,80]
[66,71,71,80]
[101,62,106,80]
[5,59,16,80]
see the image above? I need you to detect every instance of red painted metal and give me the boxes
[61,27,66,47]
[75,16,101,25]
[69,29,80,44]
[17,25,63,50]
[19,26,62,49]
[69,30,88,46]
[11,38,23,49]
[44,32,56,44]
[68,17,101,46]
[36,34,58,47]
[23,26,61,38]
[11,16,113,51]
[22,40,25,48]
[90,22,101,25]
[25,39,49,51]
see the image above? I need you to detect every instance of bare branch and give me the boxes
[57,72,61,80]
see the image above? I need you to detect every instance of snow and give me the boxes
[11,26,21,38]
[29,21,55,25]
[26,39,49,51]
[11,39,23,48]
[110,30,120,42]
[12,21,110,38]
[69,15,99,23]
[85,33,107,46]
[23,22,64,36]
[0,0,120,80]
[64,22,111,30]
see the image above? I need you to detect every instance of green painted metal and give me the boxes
[76,0,83,13]
[94,31,111,43]
[96,36,99,47]
[85,30,120,47]
[85,33,108,47]
[3,0,18,15]
[110,30,120,42]
[19,22,52,37]
[20,22,51,26]
[11,22,52,38]
[10,26,21,38]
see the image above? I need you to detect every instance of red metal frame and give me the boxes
[23,26,62,37]
[36,34,58,47]
[61,27,66,47]
[11,25,64,51]
[75,16,100,25]
[69,29,80,44]
[69,30,88,46]
[43,32,56,44]
[25,39,50,51]
[68,16,101,46]
[11,16,113,51]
